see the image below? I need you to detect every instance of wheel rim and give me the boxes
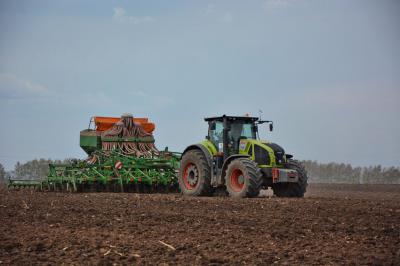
[183,163,199,190]
[230,169,245,192]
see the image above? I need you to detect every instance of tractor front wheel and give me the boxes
[272,159,308,197]
[179,150,211,196]
[225,158,262,198]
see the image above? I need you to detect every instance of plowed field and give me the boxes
[1,184,399,265]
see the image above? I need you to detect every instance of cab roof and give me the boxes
[204,115,259,123]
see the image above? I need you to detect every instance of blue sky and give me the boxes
[0,0,399,170]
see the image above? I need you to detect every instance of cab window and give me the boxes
[209,121,223,150]
[241,123,253,139]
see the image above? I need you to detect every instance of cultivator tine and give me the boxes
[119,178,124,193]
[7,180,44,191]
[72,180,77,192]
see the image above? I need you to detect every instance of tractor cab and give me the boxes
[206,116,257,156]
[205,115,272,159]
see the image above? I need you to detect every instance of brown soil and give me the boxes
[0,184,399,265]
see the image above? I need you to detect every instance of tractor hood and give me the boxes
[239,139,286,166]
[261,142,286,165]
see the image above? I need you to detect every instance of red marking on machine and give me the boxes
[272,168,280,183]
[115,161,123,170]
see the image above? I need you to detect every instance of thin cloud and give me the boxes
[264,0,292,9]
[128,90,148,97]
[298,83,400,111]
[113,7,155,24]
[205,4,216,15]
[0,73,48,99]
[203,4,233,23]
[0,74,111,106]
[127,90,173,109]
[154,95,174,109]
[78,91,116,107]
[220,12,233,23]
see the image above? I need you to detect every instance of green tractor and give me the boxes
[178,115,308,198]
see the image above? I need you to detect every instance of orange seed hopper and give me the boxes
[94,116,155,134]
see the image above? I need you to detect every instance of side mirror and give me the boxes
[209,122,216,131]
[269,123,273,132]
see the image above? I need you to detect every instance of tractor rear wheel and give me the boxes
[225,158,262,198]
[272,159,308,197]
[179,150,211,196]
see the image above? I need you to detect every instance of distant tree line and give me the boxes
[1,159,400,184]
[302,160,400,184]
[4,159,74,181]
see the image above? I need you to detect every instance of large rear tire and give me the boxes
[272,159,308,197]
[179,150,211,196]
[225,158,262,198]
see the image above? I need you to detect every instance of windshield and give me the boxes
[230,123,253,140]
[241,123,253,139]
[229,122,254,153]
